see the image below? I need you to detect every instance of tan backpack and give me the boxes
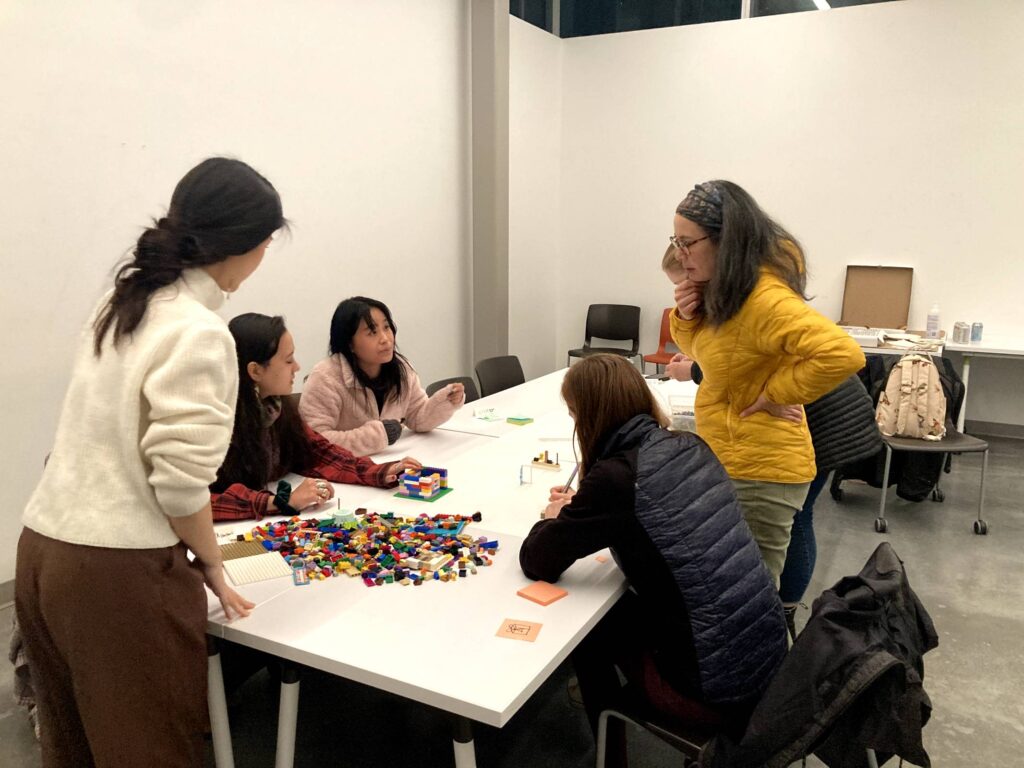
[875,353,947,441]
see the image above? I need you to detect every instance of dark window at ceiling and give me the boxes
[562,0,742,37]
[752,0,818,14]
[753,0,897,16]
[510,0,551,30]
[511,0,901,37]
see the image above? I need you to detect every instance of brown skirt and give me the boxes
[15,527,208,768]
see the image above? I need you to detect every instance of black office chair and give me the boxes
[597,705,714,767]
[425,376,480,403]
[567,304,641,366]
[475,356,525,397]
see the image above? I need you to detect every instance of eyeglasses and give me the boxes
[669,235,710,256]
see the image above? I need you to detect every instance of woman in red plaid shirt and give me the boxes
[210,313,421,521]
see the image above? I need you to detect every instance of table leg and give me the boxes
[275,663,301,768]
[957,354,972,432]
[207,638,235,768]
[452,715,478,768]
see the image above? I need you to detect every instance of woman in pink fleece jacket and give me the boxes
[300,296,465,456]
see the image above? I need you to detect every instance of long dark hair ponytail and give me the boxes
[93,157,285,355]
[215,313,312,492]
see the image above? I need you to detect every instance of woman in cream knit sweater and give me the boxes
[17,158,283,767]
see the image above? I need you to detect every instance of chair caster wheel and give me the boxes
[874,518,888,533]
[973,519,988,535]
[931,488,945,502]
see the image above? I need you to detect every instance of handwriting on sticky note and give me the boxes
[496,618,541,642]
[517,581,568,606]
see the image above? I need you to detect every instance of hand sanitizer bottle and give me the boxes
[926,303,941,339]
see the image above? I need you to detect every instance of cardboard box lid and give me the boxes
[840,265,913,329]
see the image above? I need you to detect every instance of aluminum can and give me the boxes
[970,322,984,343]
[953,322,970,343]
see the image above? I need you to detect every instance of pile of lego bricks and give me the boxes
[247,510,499,587]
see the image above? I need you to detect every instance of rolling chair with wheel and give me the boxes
[872,431,990,535]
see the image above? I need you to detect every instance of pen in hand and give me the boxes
[562,465,579,493]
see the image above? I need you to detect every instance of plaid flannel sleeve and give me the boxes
[211,484,272,522]
[303,425,397,488]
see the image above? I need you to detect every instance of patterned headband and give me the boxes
[676,181,723,230]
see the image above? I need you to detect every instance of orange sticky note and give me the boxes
[496,618,542,642]
[517,581,568,606]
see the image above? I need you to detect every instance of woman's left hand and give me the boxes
[292,477,334,510]
[542,499,569,520]
[739,391,803,423]
[202,562,255,620]
[385,456,424,482]
[446,383,465,404]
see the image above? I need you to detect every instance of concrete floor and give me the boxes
[2,435,1022,767]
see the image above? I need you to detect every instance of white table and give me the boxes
[370,426,493,466]
[439,368,698,440]
[207,529,625,768]
[206,372,629,768]
[209,531,624,718]
[944,334,1024,432]
[437,369,571,438]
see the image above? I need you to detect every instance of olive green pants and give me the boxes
[731,479,811,587]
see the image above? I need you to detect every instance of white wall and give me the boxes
[517,0,1024,421]
[509,17,563,380]
[0,0,470,584]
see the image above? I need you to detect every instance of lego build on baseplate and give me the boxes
[395,466,454,502]
[531,451,560,471]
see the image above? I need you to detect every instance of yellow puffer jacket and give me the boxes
[670,270,866,483]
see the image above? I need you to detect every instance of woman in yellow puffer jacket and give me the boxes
[669,180,865,584]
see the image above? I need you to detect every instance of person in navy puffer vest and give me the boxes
[520,354,787,766]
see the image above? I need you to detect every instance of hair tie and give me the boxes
[274,480,297,515]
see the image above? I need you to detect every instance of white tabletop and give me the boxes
[370,427,493,466]
[437,369,571,437]
[439,368,699,439]
[207,371,629,730]
[944,332,1024,357]
[208,529,625,727]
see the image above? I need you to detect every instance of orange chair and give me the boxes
[642,308,675,374]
